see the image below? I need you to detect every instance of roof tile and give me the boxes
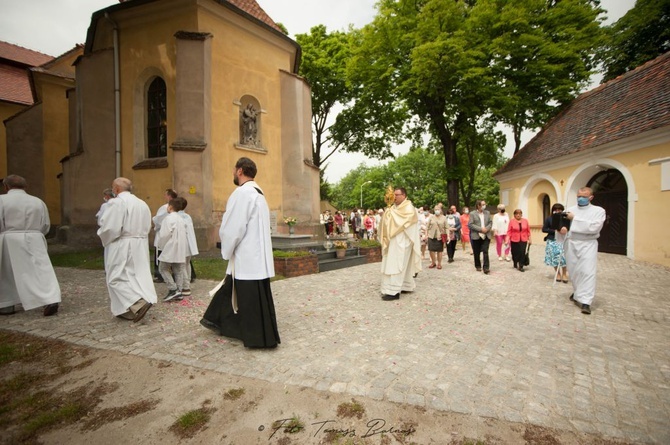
[496,51,670,176]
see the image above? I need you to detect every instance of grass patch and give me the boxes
[336,399,365,419]
[223,387,245,400]
[272,415,305,434]
[356,239,381,248]
[49,248,105,269]
[272,250,312,258]
[169,402,216,439]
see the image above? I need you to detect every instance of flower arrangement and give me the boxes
[283,216,297,226]
[333,240,348,250]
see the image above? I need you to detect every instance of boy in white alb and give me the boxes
[156,198,189,301]
[174,197,199,288]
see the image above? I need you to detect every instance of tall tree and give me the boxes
[600,0,670,82]
[295,26,353,168]
[341,0,606,206]
[486,0,605,153]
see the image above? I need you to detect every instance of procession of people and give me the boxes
[1,171,606,352]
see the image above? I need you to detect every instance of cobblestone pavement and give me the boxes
[2,247,669,444]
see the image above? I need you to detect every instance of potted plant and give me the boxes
[333,240,348,258]
[284,216,297,235]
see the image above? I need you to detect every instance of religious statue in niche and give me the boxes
[240,103,259,146]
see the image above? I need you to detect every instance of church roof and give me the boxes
[0,41,54,105]
[225,0,284,33]
[495,51,670,177]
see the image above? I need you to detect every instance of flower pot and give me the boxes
[336,249,346,259]
[288,225,295,235]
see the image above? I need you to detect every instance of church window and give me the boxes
[147,77,167,158]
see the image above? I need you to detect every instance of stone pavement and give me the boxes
[2,246,669,444]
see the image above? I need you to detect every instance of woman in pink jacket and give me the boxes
[505,209,532,272]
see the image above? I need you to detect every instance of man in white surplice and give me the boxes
[0,175,61,316]
[98,177,157,322]
[560,186,606,315]
[379,187,422,301]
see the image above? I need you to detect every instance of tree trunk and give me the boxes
[426,101,460,206]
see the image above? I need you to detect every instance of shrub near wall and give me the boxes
[358,240,382,263]
[273,251,318,278]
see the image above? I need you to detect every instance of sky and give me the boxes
[0,0,636,183]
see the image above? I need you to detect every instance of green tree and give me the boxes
[600,0,670,82]
[342,0,606,205]
[487,0,605,153]
[295,26,353,169]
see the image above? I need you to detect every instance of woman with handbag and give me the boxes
[505,209,532,272]
[426,206,447,269]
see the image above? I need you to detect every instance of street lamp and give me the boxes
[360,180,372,209]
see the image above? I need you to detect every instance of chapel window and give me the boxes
[147,77,167,158]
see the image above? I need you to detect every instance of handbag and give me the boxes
[441,233,448,244]
[524,244,531,266]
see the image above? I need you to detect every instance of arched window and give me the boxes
[147,77,167,158]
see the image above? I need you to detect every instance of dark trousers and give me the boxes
[511,241,527,268]
[471,236,491,270]
[446,240,457,260]
[153,248,162,278]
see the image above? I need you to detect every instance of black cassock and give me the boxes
[202,275,280,348]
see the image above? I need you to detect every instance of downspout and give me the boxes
[105,12,121,178]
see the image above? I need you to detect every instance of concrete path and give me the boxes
[2,247,669,444]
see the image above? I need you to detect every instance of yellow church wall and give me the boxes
[607,142,670,267]
[0,102,26,178]
[199,9,296,215]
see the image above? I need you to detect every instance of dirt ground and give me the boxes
[0,330,635,445]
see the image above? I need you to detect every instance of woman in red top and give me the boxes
[505,209,532,272]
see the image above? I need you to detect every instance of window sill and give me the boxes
[235,143,267,154]
[132,158,168,170]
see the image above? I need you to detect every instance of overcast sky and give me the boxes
[0,0,636,183]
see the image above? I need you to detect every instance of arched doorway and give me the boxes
[587,169,627,255]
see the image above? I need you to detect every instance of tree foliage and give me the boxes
[600,0,670,82]
[339,0,604,205]
[296,26,353,168]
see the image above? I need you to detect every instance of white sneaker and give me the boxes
[498,256,503,261]
[505,256,511,262]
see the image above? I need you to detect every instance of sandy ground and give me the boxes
[1,331,633,445]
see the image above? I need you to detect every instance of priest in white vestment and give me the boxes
[379,187,422,301]
[561,187,606,315]
[0,175,61,316]
[98,178,157,322]
[200,157,280,348]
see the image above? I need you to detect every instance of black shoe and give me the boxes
[448,259,454,263]
[163,289,181,302]
[518,267,524,272]
[569,293,575,301]
[581,304,591,315]
[200,318,220,334]
[483,269,490,274]
[0,306,16,316]
[382,293,400,301]
[133,303,152,323]
[476,267,482,272]
[43,303,59,316]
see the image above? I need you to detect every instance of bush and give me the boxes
[357,239,381,248]
[272,250,312,258]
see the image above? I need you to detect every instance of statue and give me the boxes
[240,103,258,146]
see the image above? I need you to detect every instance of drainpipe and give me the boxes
[105,12,121,178]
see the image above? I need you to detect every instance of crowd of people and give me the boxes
[320,207,385,240]
[378,187,606,315]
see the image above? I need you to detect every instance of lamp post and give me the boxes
[360,180,372,209]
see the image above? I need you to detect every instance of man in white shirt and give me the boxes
[200,157,280,348]
[0,175,61,316]
[561,187,606,315]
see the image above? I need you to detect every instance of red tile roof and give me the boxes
[0,63,34,105]
[495,51,670,176]
[225,0,283,33]
[0,41,53,68]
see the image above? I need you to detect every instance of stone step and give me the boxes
[318,254,368,272]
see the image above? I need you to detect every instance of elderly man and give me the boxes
[97,177,157,322]
[200,157,280,348]
[469,199,493,274]
[379,187,422,301]
[0,175,61,316]
[561,187,606,315]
